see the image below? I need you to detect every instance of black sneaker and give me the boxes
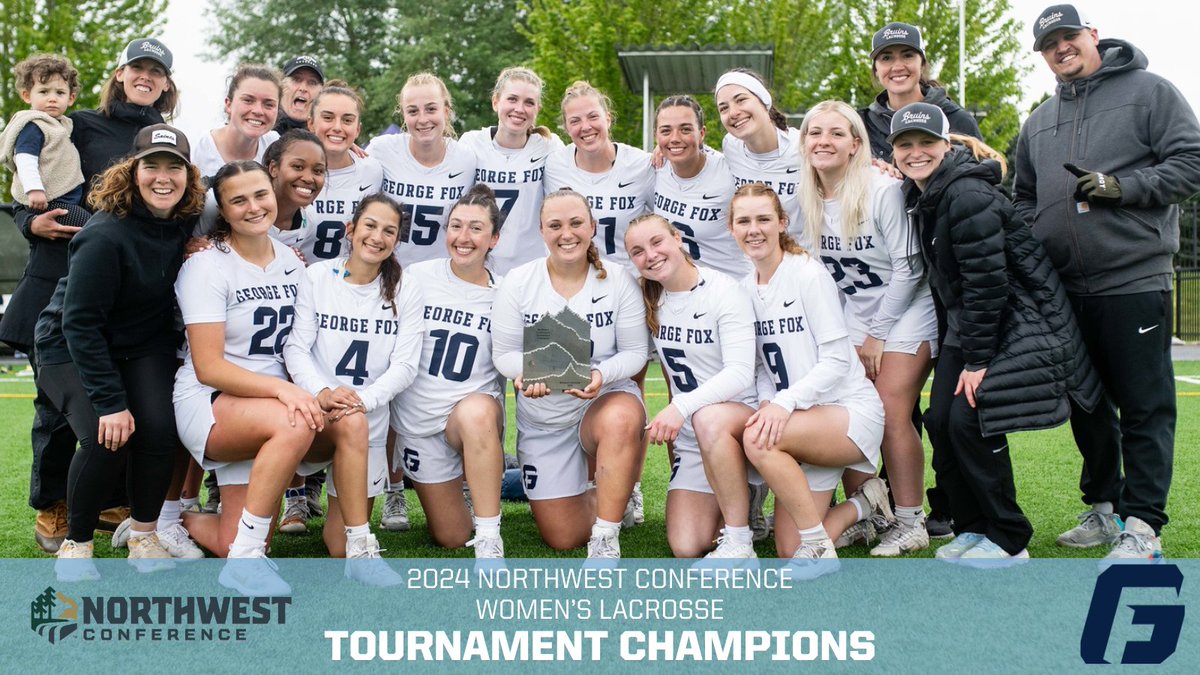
[926,512,954,539]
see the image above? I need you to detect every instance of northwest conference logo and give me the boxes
[30,586,291,644]
[1080,565,1184,665]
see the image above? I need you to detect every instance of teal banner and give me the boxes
[3,560,1195,673]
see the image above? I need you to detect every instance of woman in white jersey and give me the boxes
[392,185,508,559]
[491,189,648,558]
[174,161,391,595]
[624,214,760,560]
[731,184,891,577]
[653,95,746,279]
[263,129,326,251]
[544,81,654,267]
[713,69,803,242]
[299,82,383,263]
[191,64,281,179]
[370,72,476,267]
[798,101,937,557]
[284,194,421,570]
[460,67,563,275]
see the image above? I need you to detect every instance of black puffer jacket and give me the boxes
[904,147,1102,436]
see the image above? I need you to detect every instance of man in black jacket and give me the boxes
[1014,5,1200,560]
[274,55,325,134]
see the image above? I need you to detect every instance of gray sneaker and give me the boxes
[1103,516,1163,562]
[834,518,877,548]
[1057,508,1121,548]
[870,518,930,557]
[623,482,644,528]
[749,483,769,542]
[381,490,410,532]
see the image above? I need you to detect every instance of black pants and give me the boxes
[1067,291,1175,533]
[27,348,78,510]
[40,353,178,542]
[924,346,1032,555]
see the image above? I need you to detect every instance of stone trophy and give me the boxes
[522,308,592,391]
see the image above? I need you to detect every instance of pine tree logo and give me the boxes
[30,586,78,644]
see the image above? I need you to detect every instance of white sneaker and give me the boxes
[1057,507,1121,549]
[623,483,644,528]
[278,495,308,534]
[851,477,895,525]
[156,523,205,559]
[55,539,100,582]
[467,533,505,559]
[381,491,410,532]
[749,483,770,542]
[345,534,403,587]
[586,526,621,560]
[834,519,877,548]
[1104,516,1164,562]
[126,532,177,573]
[784,538,840,581]
[220,548,291,597]
[870,519,930,557]
[110,517,133,549]
[958,537,1030,568]
[697,530,758,570]
[935,532,986,560]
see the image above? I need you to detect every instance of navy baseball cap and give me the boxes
[871,22,925,61]
[282,55,325,83]
[887,103,950,144]
[1032,4,1092,51]
[119,38,172,74]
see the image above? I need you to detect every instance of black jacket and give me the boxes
[860,85,981,161]
[0,102,164,351]
[34,203,192,416]
[904,147,1102,436]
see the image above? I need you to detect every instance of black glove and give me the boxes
[1064,163,1122,206]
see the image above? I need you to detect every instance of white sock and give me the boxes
[229,509,272,556]
[344,523,370,542]
[895,505,925,527]
[594,517,621,534]
[157,500,183,531]
[850,497,866,522]
[799,523,830,544]
[474,514,501,538]
[1092,502,1114,515]
[723,525,753,545]
[180,496,200,510]
[128,527,155,541]
[387,481,404,494]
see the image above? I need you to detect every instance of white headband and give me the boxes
[714,72,772,109]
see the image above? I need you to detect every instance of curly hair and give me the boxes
[87,155,205,219]
[13,53,80,96]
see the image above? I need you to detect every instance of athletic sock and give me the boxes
[474,514,501,538]
[724,524,753,545]
[157,500,183,531]
[386,481,403,494]
[895,505,925,528]
[594,517,621,534]
[180,496,200,511]
[128,526,155,541]
[849,497,866,522]
[344,523,371,542]
[229,509,273,557]
[798,523,830,544]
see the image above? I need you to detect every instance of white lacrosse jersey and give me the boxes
[297,155,384,263]
[491,258,649,428]
[173,237,301,402]
[283,258,423,448]
[653,150,748,278]
[191,129,280,236]
[721,127,806,243]
[543,142,655,266]
[650,267,757,418]
[460,128,564,275]
[390,259,504,438]
[817,172,937,346]
[370,132,476,267]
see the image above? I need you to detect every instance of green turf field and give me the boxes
[1,365,1195,559]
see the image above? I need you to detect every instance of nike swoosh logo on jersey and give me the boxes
[285,268,297,275]
[449,171,464,179]
[359,184,373,192]
[592,295,607,304]
[693,312,706,319]
[783,299,796,308]
[373,476,384,486]
[785,168,799,174]
[618,180,636,189]
[382,303,395,310]
[702,193,722,200]
[1138,324,1160,334]
[530,155,546,164]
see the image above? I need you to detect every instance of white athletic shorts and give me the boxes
[882,338,939,359]
[324,444,389,499]
[515,380,644,501]
[801,398,884,492]
[668,415,764,495]
[175,389,236,476]
[396,431,464,486]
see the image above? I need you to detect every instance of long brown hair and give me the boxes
[729,184,805,256]
[625,213,694,334]
[540,188,606,279]
[87,155,205,219]
[348,193,405,315]
[97,65,179,118]
[723,68,786,131]
[950,133,1008,179]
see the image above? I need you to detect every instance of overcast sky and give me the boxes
[162,1,1197,143]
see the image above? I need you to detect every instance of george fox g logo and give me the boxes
[31,586,79,644]
[1080,564,1184,664]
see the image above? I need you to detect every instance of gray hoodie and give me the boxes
[1013,39,1200,296]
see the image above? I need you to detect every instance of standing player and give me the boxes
[371,72,476,267]
[799,101,936,556]
[491,189,648,558]
[732,184,890,576]
[298,83,382,264]
[392,185,508,559]
[544,81,654,268]
[283,194,421,567]
[460,67,563,275]
[624,214,759,560]
[191,64,281,179]
[652,96,746,279]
